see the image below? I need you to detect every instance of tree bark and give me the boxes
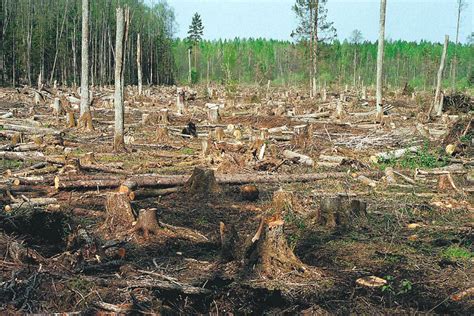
[137,33,143,95]
[375,0,387,121]
[432,35,449,117]
[79,0,91,129]
[113,7,128,152]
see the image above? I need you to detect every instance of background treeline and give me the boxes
[0,0,175,87]
[174,38,473,90]
[1,0,472,91]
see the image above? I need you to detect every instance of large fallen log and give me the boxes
[54,171,375,190]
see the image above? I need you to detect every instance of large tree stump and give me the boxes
[247,218,306,277]
[320,197,341,229]
[132,208,161,239]
[272,189,294,214]
[183,167,221,198]
[156,126,169,142]
[105,192,135,233]
[219,222,239,262]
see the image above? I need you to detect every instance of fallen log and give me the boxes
[283,150,314,166]
[5,197,58,212]
[54,171,375,191]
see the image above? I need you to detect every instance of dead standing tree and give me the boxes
[431,35,449,117]
[137,33,143,96]
[79,0,93,130]
[113,7,130,152]
[375,0,387,122]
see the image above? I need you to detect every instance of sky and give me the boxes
[154,0,473,43]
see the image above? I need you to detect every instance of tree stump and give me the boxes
[350,199,367,217]
[207,104,220,123]
[320,197,340,229]
[201,138,212,157]
[247,218,305,277]
[156,126,169,142]
[271,189,294,214]
[66,110,76,128]
[233,129,242,141]
[219,222,239,262]
[78,111,94,131]
[214,127,224,142]
[176,88,185,114]
[183,167,221,199]
[240,185,259,201]
[159,109,169,124]
[105,192,135,233]
[132,208,162,239]
[53,98,62,115]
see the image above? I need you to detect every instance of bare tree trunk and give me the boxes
[375,0,387,121]
[188,48,192,83]
[312,0,319,98]
[49,0,69,85]
[451,1,464,92]
[79,0,92,130]
[72,17,77,88]
[432,35,449,117]
[137,33,143,95]
[113,7,128,152]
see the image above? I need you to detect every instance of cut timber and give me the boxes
[183,167,221,198]
[247,218,306,277]
[370,146,420,163]
[283,150,314,166]
[132,208,161,239]
[104,192,135,232]
[54,172,376,190]
[219,221,239,262]
[5,198,58,212]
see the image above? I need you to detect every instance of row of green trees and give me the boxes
[174,37,473,90]
[0,0,175,87]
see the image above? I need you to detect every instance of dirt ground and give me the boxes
[0,85,473,314]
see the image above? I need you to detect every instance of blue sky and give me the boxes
[152,0,473,43]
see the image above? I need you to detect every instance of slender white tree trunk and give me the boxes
[312,0,319,98]
[137,33,143,95]
[433,35,449,117]
[188,48,192,83]
[80,0,91,129]
[376,0,387,121]
[114,7,127,151]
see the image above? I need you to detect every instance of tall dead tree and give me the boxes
[137,33,143,96]
[432,35,449,117]
[311,0,319,98]
[114,7,129,152]
[79,0,92,130]
[451,0,467,91]
[375,0,387,122]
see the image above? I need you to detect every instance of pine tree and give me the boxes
[291,0,336,97]
[187,13,204,83]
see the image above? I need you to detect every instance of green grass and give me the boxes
[0,158,23,171]
[442,246,473,261]
[180,147,195,155]
[377,142,448,170]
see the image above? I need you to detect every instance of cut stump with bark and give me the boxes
[247,217,306,277]
[133,208,162,239]
[182,167,221,199]
[104,192,135,233]
[219,221,239,262]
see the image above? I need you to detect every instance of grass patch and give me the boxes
[377,142,448,170]
[0,158,23,171]
[180,147,195,155]
[442,246,473,261]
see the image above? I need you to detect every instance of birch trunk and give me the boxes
[113,7,127,152]
[79,0,91,129]
[375,0,387,121]
[432,35,449,117]
[137,33,143,95]
[188,48,192,83]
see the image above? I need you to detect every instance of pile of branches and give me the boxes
[443,94,473,113]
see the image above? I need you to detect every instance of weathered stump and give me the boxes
[207,104,220,123]
[159,109,169,124]
[272,189,294,214]
[219,221,239,262]
[133,208,162,239]
[320,197,341,229]
[183,167,221,198]
[156,126,169,142]
[214,127,225,142]
[247,218,305,276]
[66,110,76,128]
[176,88,185,114]
[104,192,135,233]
